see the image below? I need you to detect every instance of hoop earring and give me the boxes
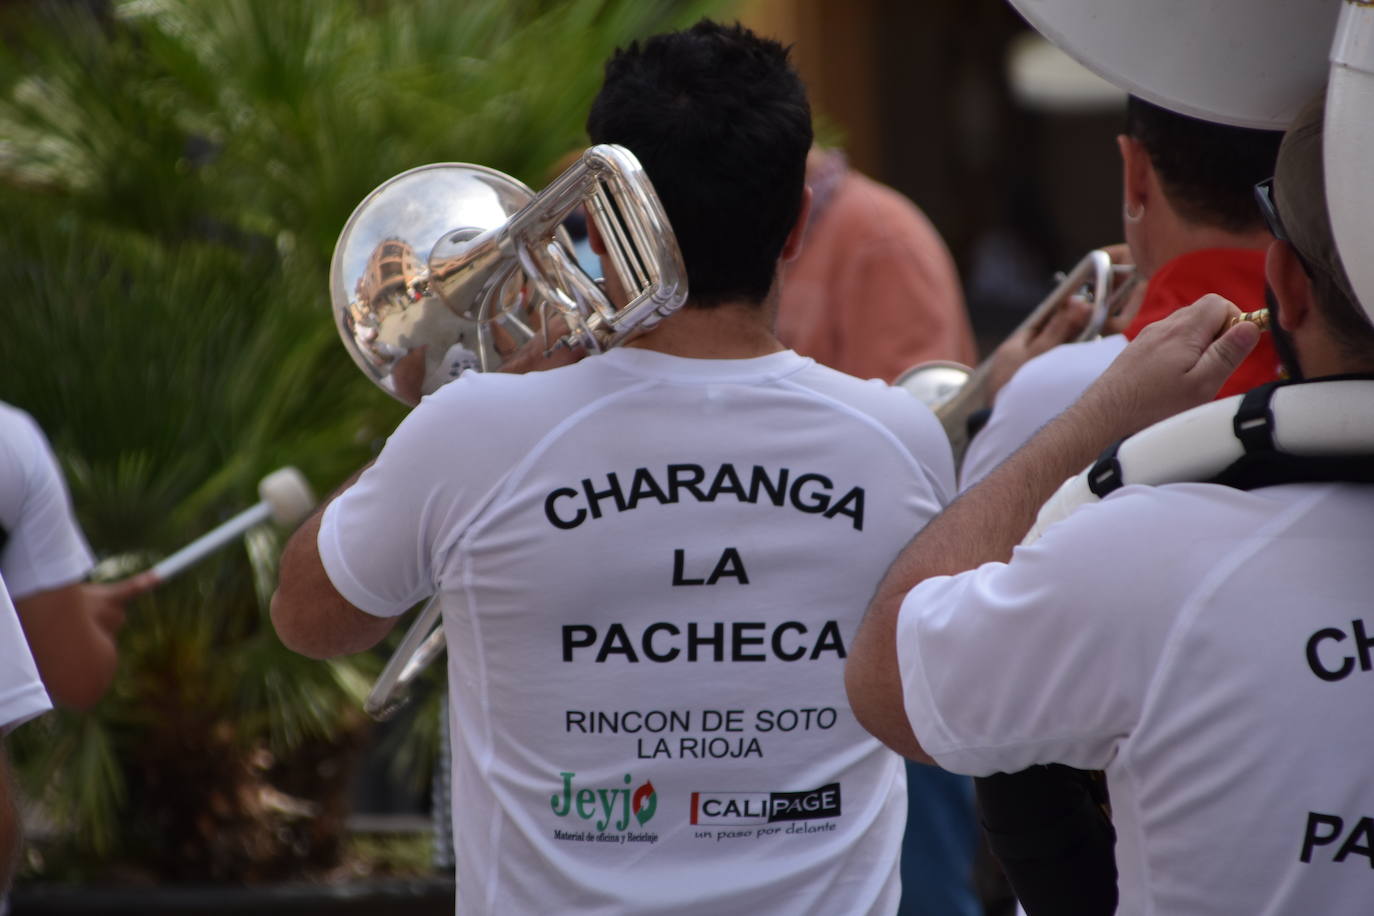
[1123,201,1144,223]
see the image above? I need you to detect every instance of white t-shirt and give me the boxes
[0,573,51,732]
[898,480,1374,915]
[320,348,955,915]
[0,403,96,599]
[959,336,1125,489]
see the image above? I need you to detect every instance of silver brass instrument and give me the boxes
[896,248,1138,465]
[329,145,688,719]
[333,145,686,401]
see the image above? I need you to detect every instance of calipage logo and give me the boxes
[551,771,657,831]
[690,783,841,825]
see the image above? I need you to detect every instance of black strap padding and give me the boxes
[1208,450,1374,490]
[966,406,993,442]
[1102,377,1374,495]
[1086,439,1125,498]
[975,765,1118,916]
[1213,377,1374,489]
[1233,381,1280,453]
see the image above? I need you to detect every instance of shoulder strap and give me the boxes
[1208,379,1374,489]
[1026,378,1374,544]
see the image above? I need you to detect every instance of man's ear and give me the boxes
[585,209,607,256]
[1117,134,1150,217]
[1265,239,1315,332]
[780,186,813,263]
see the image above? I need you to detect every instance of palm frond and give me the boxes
[2,0,734,879]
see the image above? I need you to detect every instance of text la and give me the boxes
[673,547,748,586]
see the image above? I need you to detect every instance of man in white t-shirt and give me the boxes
[0,573,52,894]
[0,403,152,710]
[272,21,955,915]
[946,102,1286,916]
[960,97,1284,490]
[847,93,1374,915]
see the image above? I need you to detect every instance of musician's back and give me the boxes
[898,478,1374,914]
[323,348,954,913]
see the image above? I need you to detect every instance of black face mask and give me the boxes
[1265,287,1304,382]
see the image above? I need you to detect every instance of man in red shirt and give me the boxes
[1113,96,1282,397]
[961,96,1285,491]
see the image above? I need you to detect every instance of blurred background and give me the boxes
[743,0,1125,351]
[0,0,1123,910]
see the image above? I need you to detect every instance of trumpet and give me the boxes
[896,249,1139,465]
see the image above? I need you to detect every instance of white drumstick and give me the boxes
[149,467,316,582]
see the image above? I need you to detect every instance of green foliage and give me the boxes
[0,0,728,881]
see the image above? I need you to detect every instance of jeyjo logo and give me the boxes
[690,783,841,825]
[551,772,657,831]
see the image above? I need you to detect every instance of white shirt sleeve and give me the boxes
[896,487,1183,776]
[0,573,51,732]
[316,401,468,618]
[316,370,556,618]
[959,338,1124,490]
[0,406,95,599]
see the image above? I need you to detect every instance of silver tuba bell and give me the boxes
[329,144,688,719]
[332,144,687,401]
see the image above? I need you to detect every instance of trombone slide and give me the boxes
[364,597,445,721]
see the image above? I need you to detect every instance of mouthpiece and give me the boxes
[1226,310,1270,332]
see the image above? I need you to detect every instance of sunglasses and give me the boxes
[1254,177,1314,279]
[1253,177,1288,242]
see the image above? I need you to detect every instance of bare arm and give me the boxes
[846,295,1261,759]
[982,244,1142,403]
[271,332,585,660]
[269,466,398,660]
[983,294,1093,402]
[0,747,18,894]
[13,572,155,710]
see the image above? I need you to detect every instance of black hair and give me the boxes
[586,19,813,308]
[1125,96,1283,234]
[1312,271,1374,367]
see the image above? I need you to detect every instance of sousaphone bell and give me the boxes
[1005,0,1373,321]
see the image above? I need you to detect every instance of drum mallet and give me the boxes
[147,467,316,584]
